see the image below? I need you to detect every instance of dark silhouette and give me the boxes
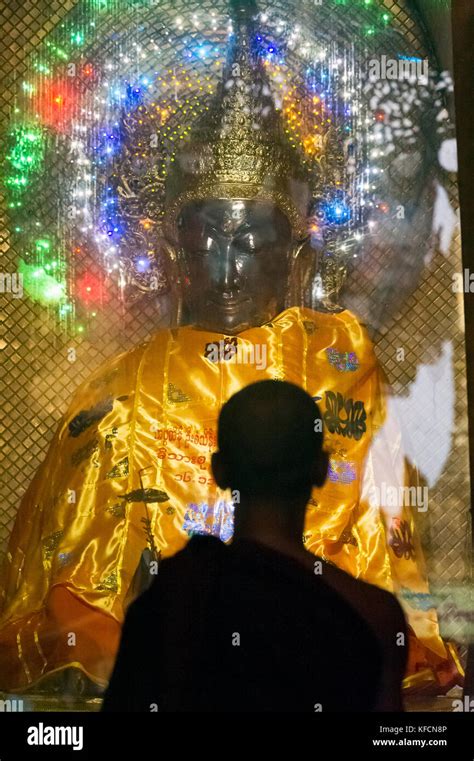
[102,380,407,712]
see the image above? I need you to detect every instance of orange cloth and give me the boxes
[0,306,460,691]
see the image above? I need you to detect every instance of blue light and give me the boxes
[125,82,146,108]
[398,54,423,63]
[135,257,151,273]
[184,39,222,62]
[319,192,351,226]
[93,123,122,163]
[198,44,212,59]
[100,184,126,244]
[254,34,278,59]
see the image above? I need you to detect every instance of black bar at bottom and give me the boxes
[0,710,473,759]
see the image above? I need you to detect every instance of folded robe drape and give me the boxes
[0,306,461,691]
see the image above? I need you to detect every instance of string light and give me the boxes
[5,0,444,333]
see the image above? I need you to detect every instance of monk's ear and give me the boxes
[211,452,230,490]
[311,450,329,489]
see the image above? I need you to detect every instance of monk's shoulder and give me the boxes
[321,560,406,633]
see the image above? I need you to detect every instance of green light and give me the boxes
[71,31,84,45]
[6,125,44,196]
[33,62,51,75]
[35,239,51,252]
[19,259,65,305]
[46,42,68,60]
[44,283,64,300]
[77,325,85,332]
[6,176,28,188]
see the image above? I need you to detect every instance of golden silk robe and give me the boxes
[0,306,461,692]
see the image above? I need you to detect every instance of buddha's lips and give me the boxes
[206,296,251,310]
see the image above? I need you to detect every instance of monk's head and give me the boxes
[212,380,328,536]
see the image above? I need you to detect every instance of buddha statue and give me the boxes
[0,0,461,698]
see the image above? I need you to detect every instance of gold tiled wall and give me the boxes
[0,0,470,645]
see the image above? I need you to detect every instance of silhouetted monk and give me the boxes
[102,380,407,712]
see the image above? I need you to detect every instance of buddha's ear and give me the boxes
[287,237,315,306]
[157,236,180,277]
[154,236,186,326]
[211,452,230,490]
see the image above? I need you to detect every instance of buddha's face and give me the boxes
[176,199,293,334]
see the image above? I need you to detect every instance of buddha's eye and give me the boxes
[234,233,258,253]
[235,256,248,275]
[191,236,217,256]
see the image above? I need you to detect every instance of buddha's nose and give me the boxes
[215,241,241,294]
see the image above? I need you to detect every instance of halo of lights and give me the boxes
[4,0,454,332]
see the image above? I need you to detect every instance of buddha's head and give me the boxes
[174,198,294,334]
[162,0,316,334]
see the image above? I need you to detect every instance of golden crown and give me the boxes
[163,0,315,240]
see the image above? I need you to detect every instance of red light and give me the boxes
[76,272,109,305]
[32,77,80,133]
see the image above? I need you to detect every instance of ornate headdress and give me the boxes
[163,0,315,240]
[114,0,344,302]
